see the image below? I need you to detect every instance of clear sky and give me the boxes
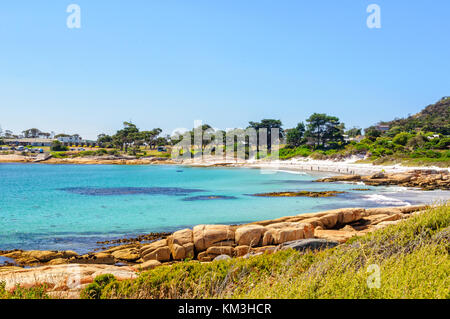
[1,1,449,139]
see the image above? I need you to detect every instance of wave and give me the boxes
[274,170,307,175]
[362,194,411,206]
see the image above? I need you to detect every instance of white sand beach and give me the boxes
[180,156,450,176]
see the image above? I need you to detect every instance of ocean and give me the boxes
[0,163,448,253]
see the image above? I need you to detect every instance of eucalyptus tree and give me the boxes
[247,119,285,152]
[305,113,344,148]
[286,122,306,147]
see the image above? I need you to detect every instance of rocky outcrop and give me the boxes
[235,225,266,247]
[132,260,161,271]
[0,205,430,282]
[262,222,314,245]
[193,225,235,252]
[0,264,137,299]
[43,156,174,165]
[277,239,339,252]
[140,239,171,262]
[316,170,449,190]
[0,250,78,266]
[252,190,345,197]
[167,228,195,260]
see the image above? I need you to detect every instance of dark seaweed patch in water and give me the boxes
[182,195,238,201]
[60,187,204,196]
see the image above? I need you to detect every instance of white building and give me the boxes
[57,135,83,144]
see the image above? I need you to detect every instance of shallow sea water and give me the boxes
[0,163,448,253]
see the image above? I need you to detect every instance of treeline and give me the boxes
[96,122,169,154]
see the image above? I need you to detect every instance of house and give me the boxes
[4,138,54,147]
[375,124,390,132]
[427,134,440,140]
[57,135,83,144]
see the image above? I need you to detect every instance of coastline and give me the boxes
[1,155,448,256]
[181,157,450,176]
[0,203,440,267]
[1,203,445,299]
[2,154,449,176]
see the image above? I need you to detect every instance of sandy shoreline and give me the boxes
[180,157,450,176]
[1,154,449,176]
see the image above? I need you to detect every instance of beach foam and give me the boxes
[362,194,411,206]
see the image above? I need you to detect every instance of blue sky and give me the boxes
[1,1,449,139]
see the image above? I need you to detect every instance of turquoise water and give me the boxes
[0,164,448,253]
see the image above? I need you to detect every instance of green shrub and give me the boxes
[278,147,312,159]
[93,274,117,288]
[50,140,68,152]
[80,274,117,299]
[107,149,120,156]
[360,138,374,145]
[392,132,411,146]
[80,283,102,299]
[90,204,450,299]
[436,137,450,149]
[425,150,442,158]
[78,151,96,157]
[0,282,49,299]
[95,149,108,156]
[309,150,326,159]
[355,143,370,152]
[50,151,69,158]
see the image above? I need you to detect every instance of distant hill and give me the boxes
[379,97,450,135]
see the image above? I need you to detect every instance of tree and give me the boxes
[51,140,68,152]
[155,136,168,147]
[141,128,162,149]
[385,125,404,138]
[22,128,41,138]
[97,134,113,147]
[305,113,344,149]
[55,133,70,138]
[112,122,140,151]
[286,122,305,147]
[392,132,411,146]
[345,127,362,138]
[170,131,185,146]
[364,126,382,139]
[247,119,284,152]
[406,134,428,149]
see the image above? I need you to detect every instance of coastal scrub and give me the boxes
[87,203,449,299]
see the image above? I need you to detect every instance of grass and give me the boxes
[84,203,449,299]
[363,155,450,168]
[0,282,49,299]
[278,147,312,160]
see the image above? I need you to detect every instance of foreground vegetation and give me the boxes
[1,204,448,299]
[81,203,449,299]
[0,282,48,299]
